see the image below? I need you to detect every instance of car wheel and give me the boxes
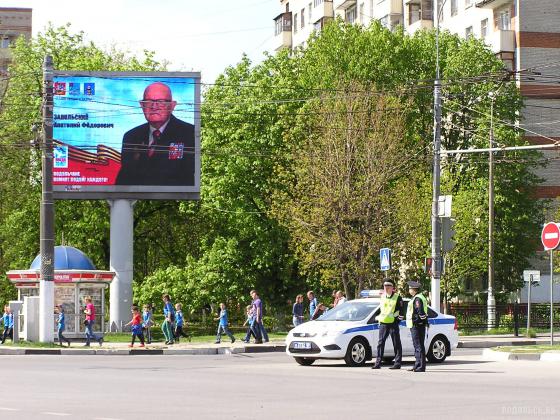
[294,357,315,366]
[427,335,448,363]
[344,338,368,367]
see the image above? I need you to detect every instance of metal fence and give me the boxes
[449,303,560,332]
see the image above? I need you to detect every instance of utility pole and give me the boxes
[39,55,55,343]
[431,1,445,311]
[487,96,496,330]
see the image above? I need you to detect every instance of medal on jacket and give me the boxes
[168,142,184,160]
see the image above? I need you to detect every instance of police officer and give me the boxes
[406,281,428,372]
[371,280,404,370]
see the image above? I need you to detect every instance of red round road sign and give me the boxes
[541,222,560,250]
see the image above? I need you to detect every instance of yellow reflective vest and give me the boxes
[406,293,428,328]
[375,293,400,324]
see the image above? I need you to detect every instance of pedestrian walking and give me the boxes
[125,305,145,348]
[371,280,404,370]
[83,296,103,347]
[242,305,256,343]
[1,306,13,344]
[56,304,71,347]
[292,295,304,327]
[174,303,190,342]
[406,281,429,372]
[142,304,154,344]
[307,291,317,321]
[162,294,175,345]
[214,303,235,344]
[250,290,268,343]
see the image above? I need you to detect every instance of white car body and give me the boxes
[286,297,458,366]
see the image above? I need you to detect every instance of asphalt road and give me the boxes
[0,349,558,420]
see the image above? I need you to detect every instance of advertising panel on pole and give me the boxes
[51,71,201,200]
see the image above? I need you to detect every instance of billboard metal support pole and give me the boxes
[39,55,55,343]
[109,199,135,332]
[527,276,532,334]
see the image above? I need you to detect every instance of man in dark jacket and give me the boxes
[116,82,195,186]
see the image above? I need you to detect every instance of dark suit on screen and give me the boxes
[116,115,195,186]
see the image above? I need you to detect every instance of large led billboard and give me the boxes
[52,71,200,200]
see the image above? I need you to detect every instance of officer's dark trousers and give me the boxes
[411,325,426,371]
[375,322,402,366]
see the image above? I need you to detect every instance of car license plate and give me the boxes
[293,341,312,349]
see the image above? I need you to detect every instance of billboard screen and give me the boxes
[52,71,200,199]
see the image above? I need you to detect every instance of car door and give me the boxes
[366,308,381,356]
[400,299,414,354]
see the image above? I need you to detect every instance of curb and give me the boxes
[458,340,539,349]
[0,344,286,356]
[482,348,560,362]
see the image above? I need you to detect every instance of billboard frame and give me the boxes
[51,70,201,200]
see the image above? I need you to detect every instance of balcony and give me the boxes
[476,0,513,9]
[374,0,403,17]
[333,0,356,11]
[311,0,334,24]
[273,12,292,51]
[406,0,434,32]
[491,29,515,53]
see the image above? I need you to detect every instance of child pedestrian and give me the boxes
[1,306,13,344]
[142,304,154,344]
[242,305,256,343]
[214,303,235,344]
[125,305,145,348]
[162,294,175,345]
[174,303,190,343]
[56,304,71,347]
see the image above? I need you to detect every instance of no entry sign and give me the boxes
[541,222,560,250]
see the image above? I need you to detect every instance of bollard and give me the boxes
[513,302,519,337]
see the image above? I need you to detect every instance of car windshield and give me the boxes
[317,301,378,322]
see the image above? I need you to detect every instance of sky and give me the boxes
[4,0,279,82]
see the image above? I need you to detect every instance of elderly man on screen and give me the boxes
[115,81,195,186]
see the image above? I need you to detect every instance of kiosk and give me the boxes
[7,246,115,339]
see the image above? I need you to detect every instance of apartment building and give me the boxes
[273,1,560,196]
[0,7,32,76]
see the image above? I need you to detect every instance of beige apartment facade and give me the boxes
[0,7,32,76]
[273,0,560,198]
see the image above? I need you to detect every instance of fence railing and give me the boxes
[449,303,560,332]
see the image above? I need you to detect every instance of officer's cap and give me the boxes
[382,280,394,287]
[407,281,421,289]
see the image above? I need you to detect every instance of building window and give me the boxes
[286,2,290,12]
[275,13,292,35]
[301,8,305,27]
[314,0,324,6]
[380,15,389,28]
[409,4,421,25]
[451,0,458,16]
[359,3,365,24]
[1,37,10,49]
[437,0,444,22]
[346,5,357,24]
[309,3,312,20]
[498,9,510,30]
[480,18,488,38]
[465,26,473,38]
[294,13,298,32]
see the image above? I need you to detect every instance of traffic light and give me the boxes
[441,217,456,253]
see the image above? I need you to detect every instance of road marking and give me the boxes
[42,412,72,417]
[0,407,19,411]
[94,417,123,420]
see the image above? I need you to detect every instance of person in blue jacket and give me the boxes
[56,304,71,347]
[214,303,235,344]
[1,306,13,344]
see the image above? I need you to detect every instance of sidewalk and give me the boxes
[0,339,287,356]
[458,333,554,349]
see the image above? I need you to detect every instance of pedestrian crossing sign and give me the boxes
[380,248,391,271]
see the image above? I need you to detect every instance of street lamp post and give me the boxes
[487,94,496,330]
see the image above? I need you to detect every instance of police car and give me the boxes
[286,290,458,367]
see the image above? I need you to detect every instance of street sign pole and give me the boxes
[551,249,554,345]
[527,275,532,333]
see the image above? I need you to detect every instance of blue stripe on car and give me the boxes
[343,317,454,334]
